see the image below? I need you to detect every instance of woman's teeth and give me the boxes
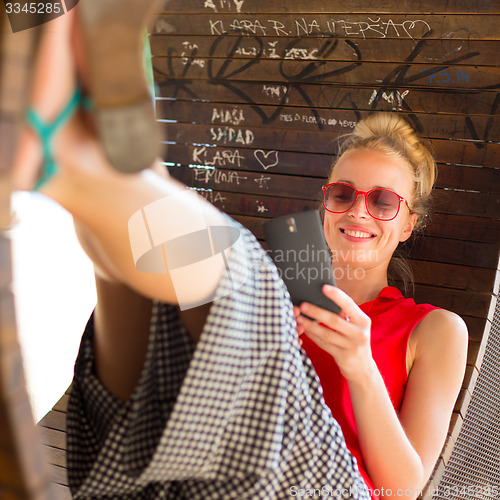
[343,229,373,238]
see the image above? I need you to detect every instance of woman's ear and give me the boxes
[400,212,418,242]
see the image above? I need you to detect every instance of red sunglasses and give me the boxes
[322,182,414,221]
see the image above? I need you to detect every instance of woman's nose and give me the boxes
[347,194,370,218]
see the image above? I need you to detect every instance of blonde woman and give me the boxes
[296,114,468,499]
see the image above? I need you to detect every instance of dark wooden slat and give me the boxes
[155,57,500,91]
[436,164,500,193]
[165,144,500,194]
[156,80,500,117]
[225,205,500,245]
[430,139,500,168]
[152,14,500,40]
[431,190,499,219]
[425,213,500,244]
[164,143,333,177]
[151,36,499,67]
[158,100,500,141]
[229,210,500,252]
[159,0,500,15]
[400,235,499,270]
[409,260,497,293]
[169,165,499,219]
[163,123,500,167]
[413,285,495,319]
[461,316,488,342]
[169,164,325,199]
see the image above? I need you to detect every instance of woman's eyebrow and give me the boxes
[336,179,393,190]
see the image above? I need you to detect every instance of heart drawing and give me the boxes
[254,150,279,170]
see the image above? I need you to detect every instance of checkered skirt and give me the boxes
[67,218,369,499]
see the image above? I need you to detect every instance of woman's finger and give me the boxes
[299,285,369,329]
[297,314,350,351]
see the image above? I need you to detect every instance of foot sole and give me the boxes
[78,0,163,173]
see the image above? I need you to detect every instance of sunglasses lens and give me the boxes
[324,184,356,212]
[366,190,400,220]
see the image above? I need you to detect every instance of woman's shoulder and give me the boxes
[411,308,469,357]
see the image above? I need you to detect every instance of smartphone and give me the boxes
[263,210,340,314]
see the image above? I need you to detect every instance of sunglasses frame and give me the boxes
[322,182,414,221]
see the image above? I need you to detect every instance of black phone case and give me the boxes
[263,210,341,314]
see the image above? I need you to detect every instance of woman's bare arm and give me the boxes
[298,287,468,499]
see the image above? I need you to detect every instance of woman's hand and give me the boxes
[297,285,374,383]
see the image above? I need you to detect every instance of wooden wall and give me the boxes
[150,0,499,491]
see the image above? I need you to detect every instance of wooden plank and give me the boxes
[43,446,66,469]
[51,394,69,414]
[228,212,498,260]
[223,206,500,247]
[413,284,494,318]
[158,100,500,141]
[430,139,500,168]
[156,80,500,117]
[50,483,71,500]
[400,235,499,269]
[169,165,499,219]
[164,144,333,177]
[460,316,487,342]
[39,427,66,451]
[409,260,497,293]
[431,190,499,219]
[425,213,500,244]
[154,57,500,91]
[38,411,66,433]
[159,0,500,15]
[151,36,499,67]
[155,81,500,123]
[163,123,500,167]
[164,144,500,194]
[436,164,500,193]
[47,464,68,487]
[152,14,500,40]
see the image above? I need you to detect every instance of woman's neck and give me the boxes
[334,264,389,305]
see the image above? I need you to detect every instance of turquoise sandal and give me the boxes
[26,88,85,191]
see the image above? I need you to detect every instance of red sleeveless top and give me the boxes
[301,287,439,499]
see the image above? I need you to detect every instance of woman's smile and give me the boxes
[340,225,377,241]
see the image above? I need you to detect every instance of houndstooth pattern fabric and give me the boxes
[67,217,370,499]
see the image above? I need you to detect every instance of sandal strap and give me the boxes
[26,88,82,190]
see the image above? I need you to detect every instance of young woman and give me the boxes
[295,114,468,499]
